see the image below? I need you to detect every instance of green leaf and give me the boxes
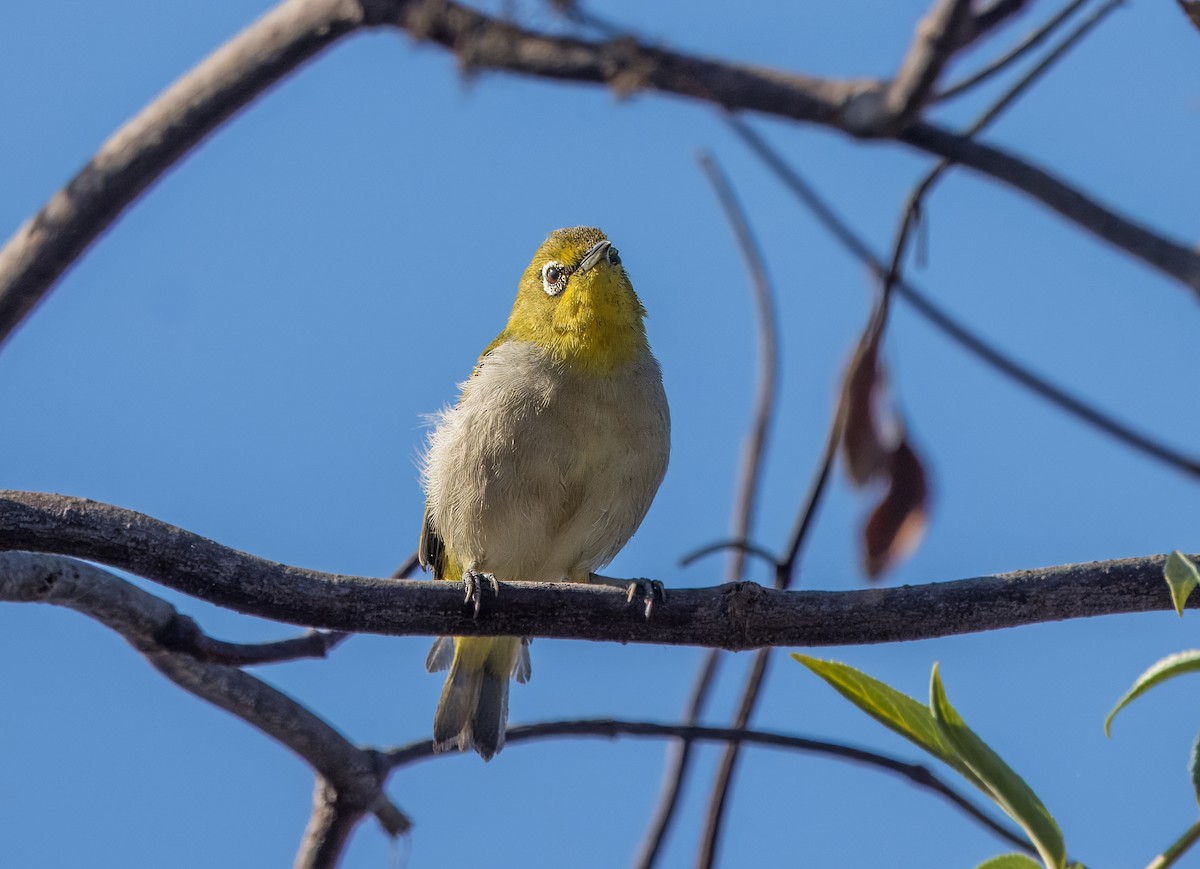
[792,654,982,788]
[1105,650,1200,737]
[930,665,1066,869]
[1190,731,1200,805]
[1164,551,1199,616]
[1147,817,1200,869]
[975,855,1044,869]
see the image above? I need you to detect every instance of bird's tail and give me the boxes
[426,635,530,761]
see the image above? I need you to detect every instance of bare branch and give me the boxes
[391,2,1199,290]
[385,718,1034,856]
[776,392,845,587]
[391,550,421,579]
[678,539,779,569]
[0,491,1190,647]
[648,154,783,869]
[696,153,781,586]
[2,0,1196,353]
[158,620,350,667]
[940,0,1093,101]
[728,118,1200,480]
[967,0,1032,41]
[896,121,1199,290]
[697,648,772,868]
[3,542,1042,859]
[295,778,372,869]
[962,0,1122,142]
[884,0,975,129]
[0,550,411,850]
[634,652,724,869]
[0,0,369,350]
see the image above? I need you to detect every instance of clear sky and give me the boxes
[4,1,1200,866]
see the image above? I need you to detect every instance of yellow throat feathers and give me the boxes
[500,227,649,375]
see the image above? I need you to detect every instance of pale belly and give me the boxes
[422,340,670,583]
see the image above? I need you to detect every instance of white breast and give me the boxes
[422,339,670,583]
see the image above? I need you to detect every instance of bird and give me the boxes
[419,226,670,760]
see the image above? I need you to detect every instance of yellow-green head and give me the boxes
[501,226,649,374]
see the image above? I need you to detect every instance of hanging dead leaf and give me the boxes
[840,296,892,487]
[863,436,930,580]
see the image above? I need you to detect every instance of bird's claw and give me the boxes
[625,579,666,619]
[586,574,666,618]
[462,570,500,618]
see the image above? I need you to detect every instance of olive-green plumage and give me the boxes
[419,227,670,760]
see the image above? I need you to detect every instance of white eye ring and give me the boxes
[542,261,568,296]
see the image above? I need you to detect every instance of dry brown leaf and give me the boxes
[863,437,930,581]
[840,298,891,487]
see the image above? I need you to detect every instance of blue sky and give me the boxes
[3,1,1200,866]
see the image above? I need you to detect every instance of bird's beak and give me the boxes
[578,240,612,272]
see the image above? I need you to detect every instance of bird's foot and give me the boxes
[587,574,666,619]
[462,569,500,618]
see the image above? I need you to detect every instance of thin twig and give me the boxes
[696,152,781,584]
[776,414,844,586]
[642,152,782,869]
[966,0,1032,41]
[391,550,421,579]
[678,539,778,569]
[939,0,1093,101]
[384,718,1035,856]
[728,118,1200,480]
[697,648,772,869]
[550,0,627,38]
[696,204,900,869]
[158,621,350,666]
[633,651,723,869]
[882,0,1124,365]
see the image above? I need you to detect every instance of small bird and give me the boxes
[419,226,670,760]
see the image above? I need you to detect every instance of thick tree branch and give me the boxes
[364,2,1200,293]
[3,545,1040,861]
[0,491,1187,648]
[296,778,372,869]
[0,0,369,349]
[3,0,1197,352]
[0,550,410,856]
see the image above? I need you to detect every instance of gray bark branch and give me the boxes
[2,0,1196,349]
[385,718,1033,855]
[0,491,1183,649]
[0,549,411,864]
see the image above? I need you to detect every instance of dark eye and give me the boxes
[608,246,621,266]
[542,261,567,295]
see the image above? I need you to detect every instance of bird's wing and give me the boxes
[417,504,447,579]
[418,334,508,580]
